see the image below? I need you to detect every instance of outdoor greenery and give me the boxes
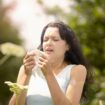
[0,0,105,105]
[0,1,24,105]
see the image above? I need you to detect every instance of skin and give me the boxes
[9,27,87,105]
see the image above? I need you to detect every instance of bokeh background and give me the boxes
[0,0,105,105]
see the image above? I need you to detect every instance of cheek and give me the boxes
[57,45,68,54]
[57,43,67,50]
[56,46,66,55]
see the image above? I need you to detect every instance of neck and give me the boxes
[50,59,68,74]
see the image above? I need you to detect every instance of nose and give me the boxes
[46,39,53,46]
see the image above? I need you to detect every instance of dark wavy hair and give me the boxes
[38,21,90,100]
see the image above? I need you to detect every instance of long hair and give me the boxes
[38,21,90,99]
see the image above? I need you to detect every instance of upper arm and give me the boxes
[66,65,87,105]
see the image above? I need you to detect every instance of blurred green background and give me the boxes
[0,0,105,105]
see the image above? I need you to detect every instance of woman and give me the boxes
[9,21,88,105]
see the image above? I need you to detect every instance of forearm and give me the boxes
[9,91,27,105]
[45,73,71,105]
[9,66,31,105]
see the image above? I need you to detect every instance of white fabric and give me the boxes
[26,64,75,105]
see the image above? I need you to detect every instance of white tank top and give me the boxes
[26,64,75,105]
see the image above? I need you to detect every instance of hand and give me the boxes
[23,51,36,75]
[38,53,52,76]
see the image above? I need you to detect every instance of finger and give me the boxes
[40,53,48,59]
[23,55,35,64]
[38,60,47,67]
[39,57,45,62]
[25,56,35,62]
[24,51,35,59]
[24,62,35,72]
[24,60,35,67]
[38,63,45,70]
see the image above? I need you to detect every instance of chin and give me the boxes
[47,56,54,62]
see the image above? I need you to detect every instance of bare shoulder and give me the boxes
[71,64,87,74]
[71,64,87,81]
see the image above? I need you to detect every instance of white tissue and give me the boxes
[32,49,45,79]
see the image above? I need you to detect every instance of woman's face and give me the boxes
[42,27,69,62]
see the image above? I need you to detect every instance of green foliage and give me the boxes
[67,0,105,71]
[0,4,22,44]
[0,1,24,105]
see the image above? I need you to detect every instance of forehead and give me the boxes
[44,27,60,37]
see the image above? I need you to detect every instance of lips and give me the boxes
[45,48,54,53]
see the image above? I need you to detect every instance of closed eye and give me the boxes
[53,39,59,41]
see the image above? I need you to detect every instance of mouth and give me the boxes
[45,48,54,54]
